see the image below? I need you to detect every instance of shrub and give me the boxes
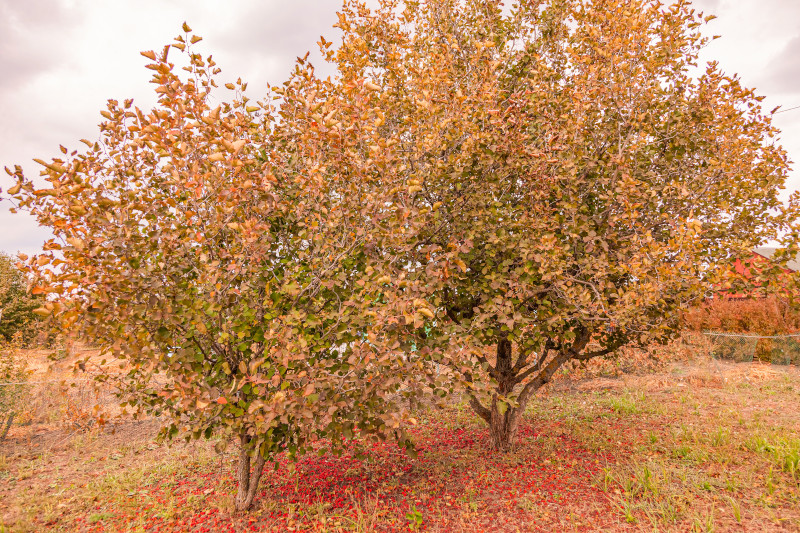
[0,252,44,345]
[0,332,29,441]
[683,296,800,336]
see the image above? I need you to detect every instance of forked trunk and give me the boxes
[489,400,521,451]
[467,328,594,451]
[234,435,267,511]
[487,338,528,451]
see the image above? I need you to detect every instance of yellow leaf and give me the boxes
[418,308,435,319]
[208,152,225,162]
[364,81,381,91]
[7,183,21,195]
[140,50,157,61]
[66,237,85,250]
[32,307,52,317]
[182,22,192,33]
[33,159,67,174]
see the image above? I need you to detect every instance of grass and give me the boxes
[1,356,799,531]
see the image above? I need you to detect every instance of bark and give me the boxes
[0,412,15,442]
[234,434,267,511]
[472,328,595,451]
[489,396,518,451]
[488,338,523,451]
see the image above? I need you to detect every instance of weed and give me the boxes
[709,426,730,447]
[726,496,742,523]
[89,512,114,523]
[746,435,800,479]
[406,505,423,530]
[604,391,643,415]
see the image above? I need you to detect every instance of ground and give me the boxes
[1,352,799,532]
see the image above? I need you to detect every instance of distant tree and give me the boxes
[0,252,43,344]
[0,331,29,442]
[4,27,423,510]
[307,0,796,450]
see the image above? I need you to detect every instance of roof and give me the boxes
[752,247,800,273]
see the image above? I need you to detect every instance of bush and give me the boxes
[0,332,29,441]
[682,296,800,336]
[683,297,800,363]
[0,252,44,345]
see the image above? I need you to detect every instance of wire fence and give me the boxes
[703,332,800,365]
[1,377,125,443]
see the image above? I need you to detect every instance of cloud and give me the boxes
[762,35,800,96]
[690,0,721,14]
[0,0,79,92]
[211,1,342,87]
[0,206,53,257]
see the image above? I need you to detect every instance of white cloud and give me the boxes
[1,0,799,255]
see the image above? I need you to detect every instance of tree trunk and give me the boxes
[234,434,267,511]
[489,398,520,451]
[487,338,518,450]
[470,331,591,451]
[0,412,15,442]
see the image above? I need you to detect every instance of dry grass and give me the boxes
[1,347,799,531]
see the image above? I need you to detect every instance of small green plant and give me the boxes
[765,467,776,495]
[605,392,643,415]
[727,496,742,523]
[88,512,114,524]
[745,435,800,479]
[709,427,730,447]
[406,505,423,530]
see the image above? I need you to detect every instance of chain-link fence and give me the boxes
[0,377,125,444]
[703,332,800,365]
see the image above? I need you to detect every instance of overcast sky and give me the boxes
[1,0,799,256]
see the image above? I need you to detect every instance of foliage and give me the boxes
[5,364,800,531]
[683,296,800,337]
[0,332,29,441]
[0,252,44,344]
[684,297,800,363]
[3,27,424,509]
[300,0,797,449]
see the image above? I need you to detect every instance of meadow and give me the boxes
[2,341,799,532]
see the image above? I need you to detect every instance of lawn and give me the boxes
[1,355,799,532]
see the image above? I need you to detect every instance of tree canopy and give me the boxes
[3,0,798,511]
[4,27,425,510]
[0,251,43,344]
[300,0,796,449]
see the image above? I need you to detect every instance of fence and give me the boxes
[0,377,126,444]
[703,331,800,365]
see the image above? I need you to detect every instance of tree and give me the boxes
[4,28,423,510]
[0,332,29,442]
[309,0,796,449]
[0,251,43,344]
